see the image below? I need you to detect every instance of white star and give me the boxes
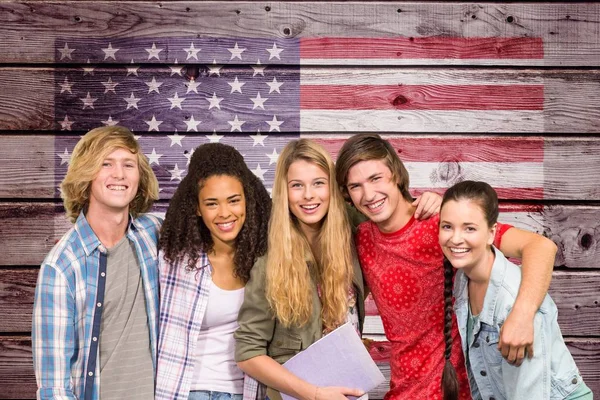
[145,77,163,94]
[168,92,186,110]
[168,133,185,147]
[145,43,163,60]
[57,148,71,165]
[102,77,119,94]
[266,148,279,165]
[60,77,73,94]
[184,115,201,132]
[184,148,195,165]
[124,92,141,110]
[59,116,73,131]
[102,116,119,126]
[208,60,222,76]
[169,164,185,181]
[169,60,183,76]
[228,115,245,132]
[58,43,75,60]
[82,60,95,76]
[252,164,267,181]
[145,115,163,132]
[266,43,284,60]
[126,60,139,76]
[266,115,283,132]
[250,92,268,110]
[134,135,142,141]
[228,76,245,94]
[206,92,224,110]
[228,42,247,60]
[267,77,283,94]
[102,43,119,60]
[252,60,266,76]
[145,148,163,165]
[186,79,201,94]
[206,130,224,143]
[250,130,267,146]
[80,92,97,109]
[183,43,201,60]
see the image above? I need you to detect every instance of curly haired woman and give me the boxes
[155,143,271,400]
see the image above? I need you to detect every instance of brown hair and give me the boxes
[335,133,412,203]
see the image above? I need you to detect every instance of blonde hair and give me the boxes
[61,126,159,222]
[266,139,353,331]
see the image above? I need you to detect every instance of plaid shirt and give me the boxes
[156,252,265,400]
[32,212,161,400]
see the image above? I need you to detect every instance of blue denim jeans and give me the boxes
[188,390,242,400]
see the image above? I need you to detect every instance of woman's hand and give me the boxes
[314,386,364,400]
[412,191,442,220]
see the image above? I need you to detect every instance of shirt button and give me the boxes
[572,377,578,384]
[480,370,487,377]
[473,342,480,348]
[97,302,102,307]
[88,372,94,376]
[92,337,97,342]
[100,272,106,277]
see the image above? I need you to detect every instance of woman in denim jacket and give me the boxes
[437,180,592,400]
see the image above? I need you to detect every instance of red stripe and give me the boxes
[314,137,544,162]
[301,85,543,110]
[300,37,544,59]
[411,188,544,200]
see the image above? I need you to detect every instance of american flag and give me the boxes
[54,36,545,198]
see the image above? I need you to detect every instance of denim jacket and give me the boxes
[453,247,585,400]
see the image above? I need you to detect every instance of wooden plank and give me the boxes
[0,3,599,66]
[2,336,597,399]
[1,68,600,133]
[2,134,600,200]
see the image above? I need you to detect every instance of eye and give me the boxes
[205,202,217,208]
[314,180,326,187]
[441,224,451,230]
[125,163,136,168]
[291,182,302,189]
[230,198,240,204]
[372,176,381,182]
[347,184,358,191]
[102,162,111,167]
[466,226,476,232]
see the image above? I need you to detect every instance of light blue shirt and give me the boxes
[453,247,585,400]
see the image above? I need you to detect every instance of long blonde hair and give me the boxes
[266,139,353,331]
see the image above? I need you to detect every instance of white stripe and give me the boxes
[301,58,546,66]
[301,110,544,132]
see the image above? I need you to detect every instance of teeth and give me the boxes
[217,221,234,228]
[108,185,126,191]
[367,199,385,210]
[450,248,469,253]
[301,204,318,210]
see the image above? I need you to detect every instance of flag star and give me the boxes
[206,92,224,110]
[250,130,267,146]
[228,42,247,60]
[145,77,163,94]
[183,43,201,60]
[250,92,268,110]
[228,115,245,132]
[266,115,283,132]
[186,79,201,94]
[168,92,186,110]
[251,164,267,181]
[266,43,284,60]
[206,130,224,143]
[145,148,163,165]
[102,42,119,60]
[169,164,185,181]
[228,76,245,94]
[252,60,266,76]
[82,60,95,75]
[184,115,201,132]
[80,92,97,109]
[124,92,141,110]
[102,115,119,126]
[134,135,142,141]
[145,115,163,132]
[60,77,73,94]
[145,43,163,60]
[58,43,75,60]
[126,60,139,76]
[102,77,119,94]
[184,148,195,165]
[57,148,71,165]
[208,60,222,76]
[170,60,184,76]
[267,77,283,94]
[168,133,185,147]
[59,115,73,131]
[266,148,279,165]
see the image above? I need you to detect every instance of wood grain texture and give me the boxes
[0,2,600,65]
[1,336,597,399]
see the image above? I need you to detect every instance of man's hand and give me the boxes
[498,309,535,366]
[412,191,442,220]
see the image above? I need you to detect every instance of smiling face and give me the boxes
[88,147,140,218]
[439,198,497,272]
[197,175,246,248]
[287,159,330,236]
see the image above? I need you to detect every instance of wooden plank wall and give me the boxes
[0,1,599,398]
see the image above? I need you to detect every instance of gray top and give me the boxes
[100,236,154,400]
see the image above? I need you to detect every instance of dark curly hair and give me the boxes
[159,142,271,283]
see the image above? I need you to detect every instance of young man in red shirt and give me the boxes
[335,133,557,400]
